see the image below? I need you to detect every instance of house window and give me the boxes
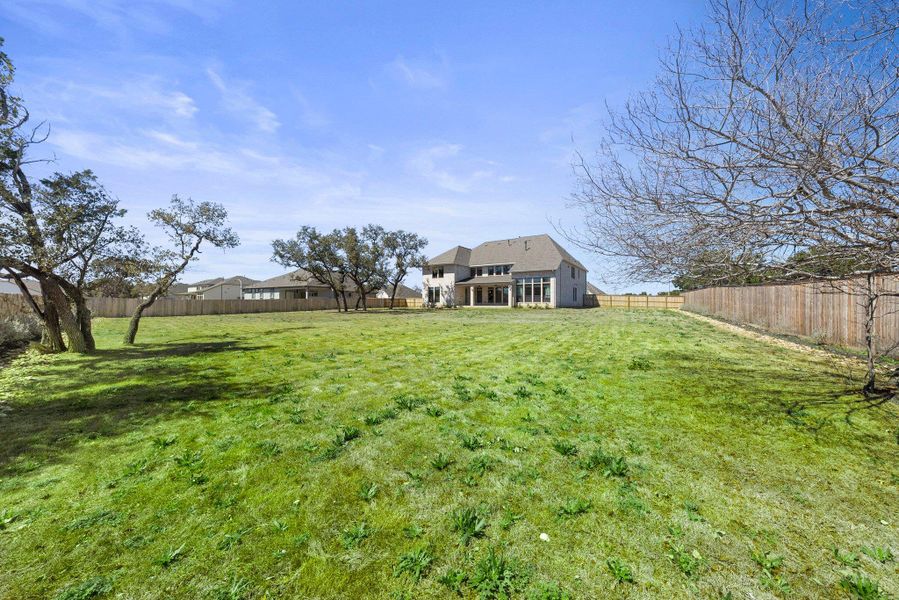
[502,265,510,274]
[475,287,482,303]
[476,267,483,276]
[573,287,578,302]
[432,267,444,278]
[516,277,551,303]
[571,265,576,278]
[487,287,494,303]
[428,286,441,304]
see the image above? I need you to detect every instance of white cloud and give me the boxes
[5,0,225,36]
[292,90,329,129]
[27,77,198,119]
[406,143,515,193]
[207,68,280,133]
[386,55,448,90]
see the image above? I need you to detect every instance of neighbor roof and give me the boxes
[428,234,587,273]
[188,275,258,289]
[0,278,41,295]
[384,283,420,298]
[587,282,606,295]
[245,269,360,291]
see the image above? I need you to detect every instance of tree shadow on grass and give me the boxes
[0,341,280,476]
[686,360,898,441]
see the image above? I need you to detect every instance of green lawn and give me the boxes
[0,309,896,599]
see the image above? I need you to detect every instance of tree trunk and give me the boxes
[41,300,66,352]
[340,290,349,312]
[389,282,399,309]
[73,295,96,352]
[862,274,878,396]
[43,280,90,353]
[124,300,152,345]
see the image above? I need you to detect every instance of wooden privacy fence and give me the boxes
[0,293,35,319]
[86,296,423,318]
[584,294,684,309]
[682,276,899,353]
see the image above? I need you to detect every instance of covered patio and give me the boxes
[456,275,514,307]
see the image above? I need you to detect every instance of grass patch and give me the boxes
[0,309,896,597]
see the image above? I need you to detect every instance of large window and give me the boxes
[515,277,551,303]
[431,267,444,278]
[475,286,508,304]
[428,286,441,304]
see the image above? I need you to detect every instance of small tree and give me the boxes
[381,230,427,308]
[123,196,238,344]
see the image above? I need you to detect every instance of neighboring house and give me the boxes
[375,284,419,300]
[0,278,41,296]
[422,234,588,308]
[177,276,258,300]
[243,269,360,300]
[586,282,607,295]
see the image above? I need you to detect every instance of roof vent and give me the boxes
[524,240,529,251]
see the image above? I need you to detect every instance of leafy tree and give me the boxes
[123,196,239,344]
[381,230,427,308]
[340,225,387,311]
[272,227,353,311]
[0,39,143,353]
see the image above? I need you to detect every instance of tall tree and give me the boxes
[123,196,239,344]
[381,230,427,308]
[569,0,899,395]
[341,225,387,311]
[272,227,352,312]
[0,39,140,353]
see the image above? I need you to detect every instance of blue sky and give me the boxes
[3,0,705,292]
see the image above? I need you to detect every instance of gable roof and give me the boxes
[245,269,359,291]
[386,283,420,298]
[188,275,258,290]
[0,278,41,295]
[586,282,606,295]
[427,245,471,266]
[429,234,587,273]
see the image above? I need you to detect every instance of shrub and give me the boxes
[0,315,41,348]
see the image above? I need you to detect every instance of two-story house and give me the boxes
[422,234,588,308]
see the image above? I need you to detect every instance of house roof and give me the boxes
[586,282,606,295]
[188,275,258,289]
[428,234,587,273]
[455,275,512,285]
[245,269,359,291]
[384,283,420,298]
[0,278,41,296]
[428,245,471,266]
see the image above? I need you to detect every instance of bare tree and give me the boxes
[381,230,427,309]
[123,196,239,345]
[568,0,899,394]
